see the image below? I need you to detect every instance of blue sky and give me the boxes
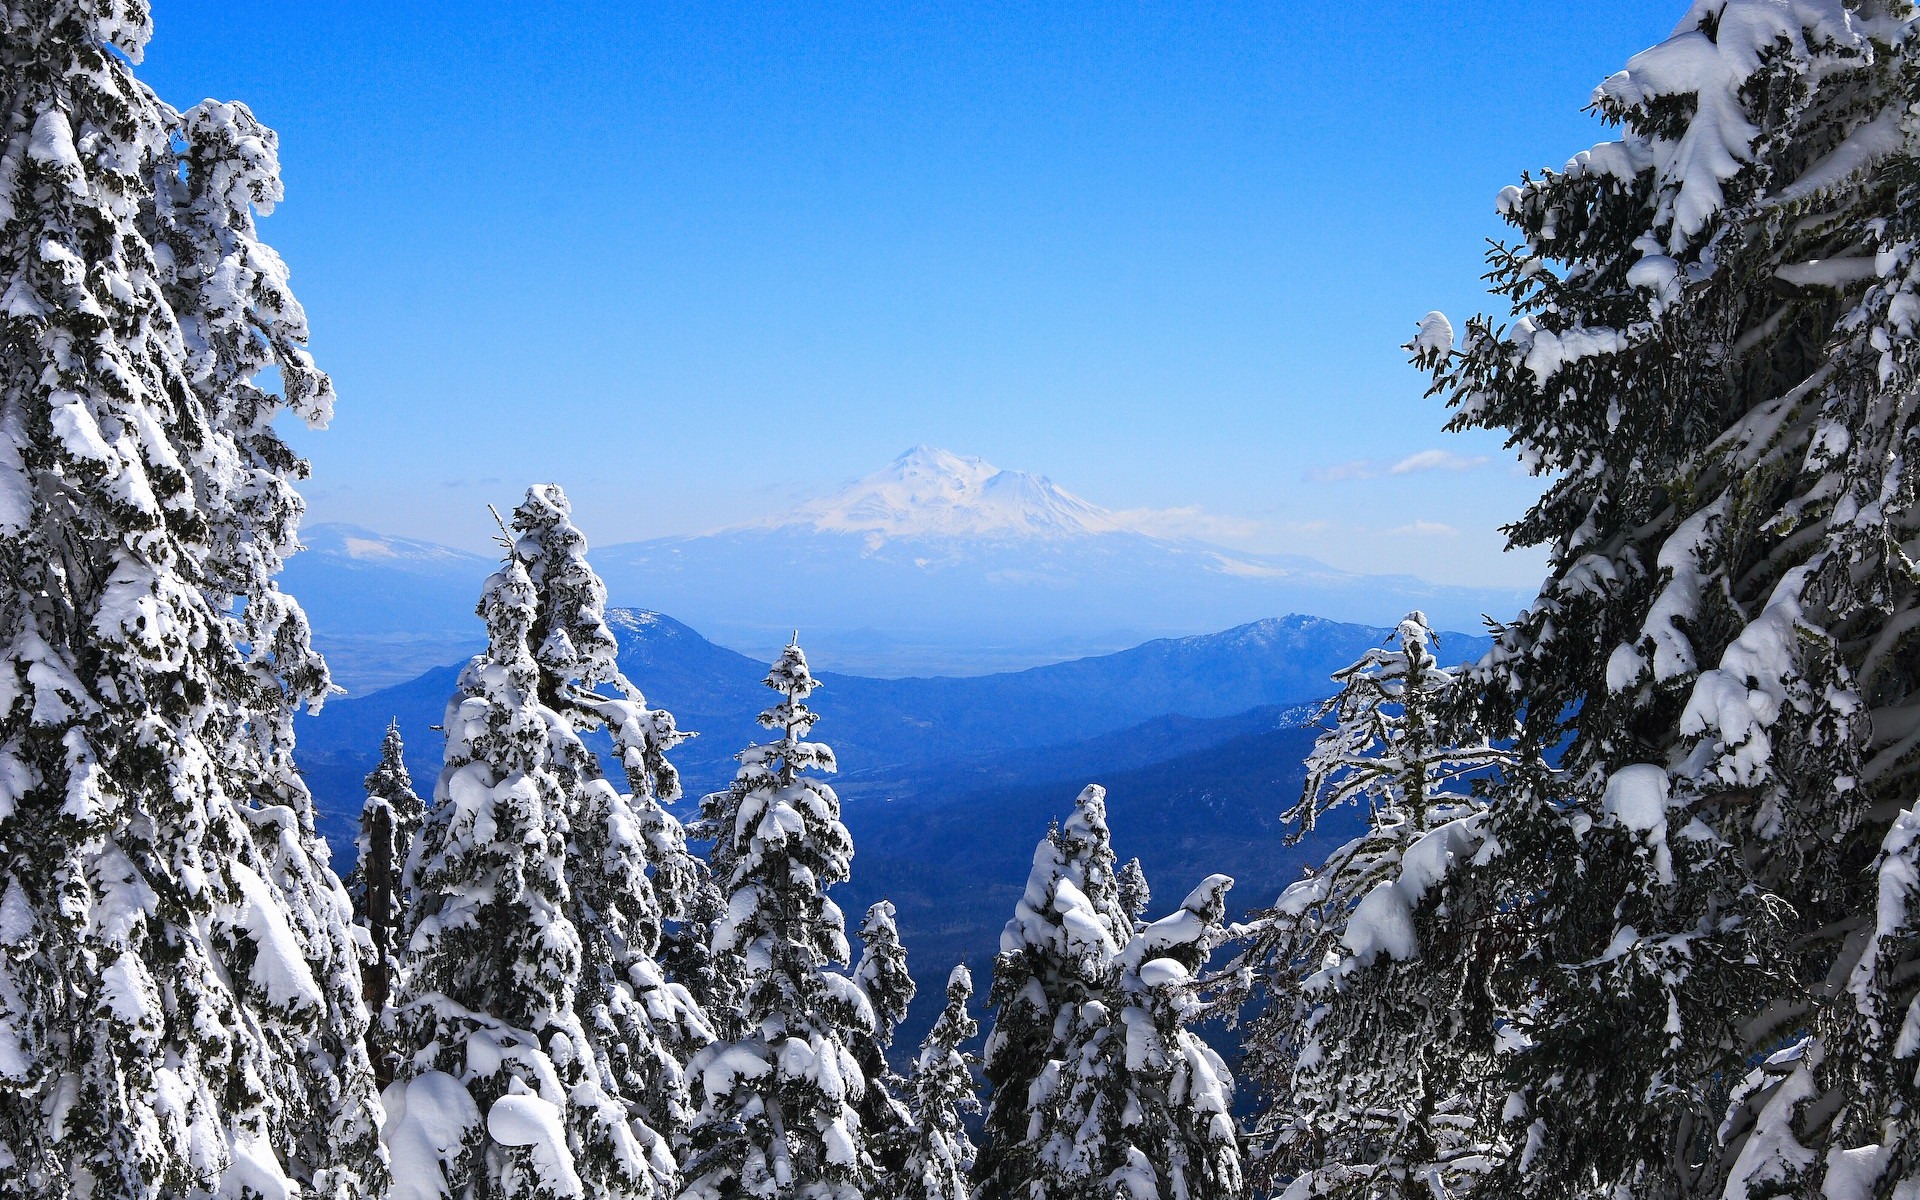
[140,1,1685,588]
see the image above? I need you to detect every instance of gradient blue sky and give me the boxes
[140,2,1685,588]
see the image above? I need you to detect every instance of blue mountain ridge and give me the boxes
[296,610,1489,1057]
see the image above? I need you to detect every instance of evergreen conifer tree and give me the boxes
[896,966,981,1200]
[0,4,383,1194]
[681,641,879,1200]
[1116,857,1152,934]
[851,900,915,1178]
[975,785,1138,1199]
[390,487,701,1200]
[1025,875,1242,1200]
[510,486,712,1152]
[1387,3,1920,1194]
[1236,614,1509,1198]
[349,721,425,1050]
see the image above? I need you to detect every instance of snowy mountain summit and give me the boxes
[762,446,1124,541]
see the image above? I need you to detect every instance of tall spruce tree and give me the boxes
[349,720,425,1067]
[510,485,712,1154]
[851,900,916,1179]
[0,3,383,1195]
[896,965,981,1200]
[974,785,1137,1199]
[391,487,701,1200]
[1389,2,1920,1195]
[1236,614,1510,1198]
[681,641,881,1200]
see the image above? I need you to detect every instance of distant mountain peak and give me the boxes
[300,523,491,568]
[758,446,1124,541]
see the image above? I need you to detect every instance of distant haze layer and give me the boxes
[287,446,1531,689]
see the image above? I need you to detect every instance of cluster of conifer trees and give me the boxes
[338,483,1245,1200]
[11,0,1920,1197]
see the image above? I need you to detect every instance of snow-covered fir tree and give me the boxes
[0,4,383,1195]
[348,720,425,1076]
[851,900,916,1178]
[1117,857,1152,934]
[1027,874,1243,1200]
[681,640,883,1200]
[1235,613,1509,1198]
[390,487,704,1200]
[973,785,1141,1199]
[896,965,981,1200]
[510,485,712,1150]
[1398,3,1920,1194]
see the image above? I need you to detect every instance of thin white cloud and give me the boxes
[1312,449,1492,482]
[1110,505,1264,542]
[1388,449,1490,475]
[1389,520,1461,537]
[1309,460,1380,483]
[1286,518,1331,534]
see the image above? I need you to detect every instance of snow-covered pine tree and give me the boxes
[896,965,982,1200]
[681,640,877,1200]
[391,487,703,1200]
[349,720,426,1070]
[851,901,915,1179]
[975,785,1135,1199]
[1407,3,1920,1194]
[1026,874,1243,1200]
[0,5,383,1196]
[1235,613,1509,1198]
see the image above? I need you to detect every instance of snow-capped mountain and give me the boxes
[762,445,1124,540]
[589,447,1528,671]
[282,450,1529,680]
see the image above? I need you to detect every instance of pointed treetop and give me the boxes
[855,900,916,1045]
[511,483,620,691]
[759,638,822,732]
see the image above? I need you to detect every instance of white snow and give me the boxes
[1413,311,1454,356]
[217,1131,297,1200]
[26,112,83,177]
[1602,766,1679,885]
[488,1092,584,1198]
[1824,1142,1892,1200]
[1341,879,1419,965]
[1679,567,1812,787]
[383,1073,480,1200]
[1602,764,1671,834]
[230,861,324,1011]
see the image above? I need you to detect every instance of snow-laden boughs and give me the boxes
[1026,874,1243,1200]
[681,640,888,1200]
[0,2,384,1195]
[1403,3,1920,1194]
[391,487,704,1200]
[895,965,981,1200]
[348,720,425,1073]
[1234,613,1510,1199]
[975,784,1135,1199]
